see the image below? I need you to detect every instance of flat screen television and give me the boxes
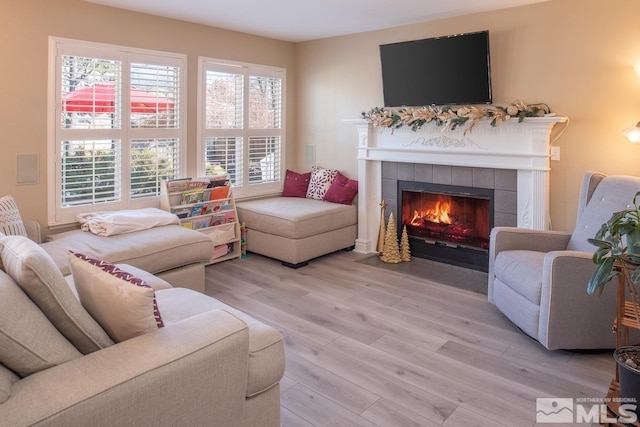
[380,30,492,107]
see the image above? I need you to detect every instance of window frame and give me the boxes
[197,57,286,199]
[47,37,187,226]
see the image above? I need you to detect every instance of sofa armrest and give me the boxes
[538,250,617,350]
[23,220,42,244]
[1,309,250,427]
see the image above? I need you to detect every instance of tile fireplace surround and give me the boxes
[347,116,567,254]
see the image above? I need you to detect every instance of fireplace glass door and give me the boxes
[398,181,494,271]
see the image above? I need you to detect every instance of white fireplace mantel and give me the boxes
[347,116,568,254]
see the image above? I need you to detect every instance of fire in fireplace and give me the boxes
[398,181,494,271]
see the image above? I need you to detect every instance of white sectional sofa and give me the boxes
[0,229,285,426]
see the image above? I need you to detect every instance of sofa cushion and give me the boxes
[0,235,114,354]
[0,269,82,377]
[323,171,358,205]
[237,197,357,239]
[155,288,285,397]
[282,169,311,198]
[306,165,337,200]
[494,250,545,305]
[0,196,27,237]
[41,224,213,276]
[0,364,18,403]
[69,252,164,342]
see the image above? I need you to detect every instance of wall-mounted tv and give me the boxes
[380,30,492,107]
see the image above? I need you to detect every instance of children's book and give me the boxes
[209,184,230,201]
[181,189,204,205]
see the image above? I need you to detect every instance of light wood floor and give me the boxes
[204,251,614,427]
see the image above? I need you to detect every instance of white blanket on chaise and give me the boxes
[77,208,180,237]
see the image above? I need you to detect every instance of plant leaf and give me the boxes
[587,257,616,295]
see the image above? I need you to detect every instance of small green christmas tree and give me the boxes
[380,212,401,263]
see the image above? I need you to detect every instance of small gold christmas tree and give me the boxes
[380,212,401,263]
[400,225,411,262]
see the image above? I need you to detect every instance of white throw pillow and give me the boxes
[68,252,164,343]
[305,165,338,200]
[0,196,27,237]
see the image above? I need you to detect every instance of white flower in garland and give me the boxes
[362,101,550,134]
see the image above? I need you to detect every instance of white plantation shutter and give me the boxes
[50,38,186,224]
[206,70,243,129]
[205,137,243,186]
[249,76,281,129]
[199,58,285,198]
[61,140,120,206]
[249,137,280,184]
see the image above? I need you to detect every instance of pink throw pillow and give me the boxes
[282,169,311,198]
[323,172,358,205]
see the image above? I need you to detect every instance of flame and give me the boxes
[410,199,452,225]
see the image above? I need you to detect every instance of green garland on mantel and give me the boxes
[361,101,551,133]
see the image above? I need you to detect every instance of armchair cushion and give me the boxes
[494,250,545,304]
[568,174,640,251]
[0,235,114,354]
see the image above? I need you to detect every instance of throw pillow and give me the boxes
[282,169,311,198]
[306,165,338,200]
[323,172,359,205]
[69,252,164,343]
[0,235,114,354]
[0,270,81,378]
[0,196,27,237]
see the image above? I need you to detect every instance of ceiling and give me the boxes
[83,0,550,42]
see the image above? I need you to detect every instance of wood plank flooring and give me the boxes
[204,251,614,427]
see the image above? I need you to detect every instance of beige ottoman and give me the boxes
[236,197,357,267]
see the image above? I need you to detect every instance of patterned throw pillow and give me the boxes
[69,252,164,342]
[323,172,358,205]
[0,196,27,237]
[305,166,338,200]
[282,169,311,198]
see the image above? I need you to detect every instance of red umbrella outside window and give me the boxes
[62,82,174,114]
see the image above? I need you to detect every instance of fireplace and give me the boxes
[347,116,567,266]
[398,181,493,271]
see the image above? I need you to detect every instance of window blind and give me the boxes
[51,37,186,224]
[200,58,285,197]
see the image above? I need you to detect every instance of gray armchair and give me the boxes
[488,171,640,350]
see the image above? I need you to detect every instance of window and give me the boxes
[48,37,186,225]
[198,58,285,198]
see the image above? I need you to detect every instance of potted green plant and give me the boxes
[587,191,640,409]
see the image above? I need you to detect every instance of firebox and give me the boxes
[398,181,494,272]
